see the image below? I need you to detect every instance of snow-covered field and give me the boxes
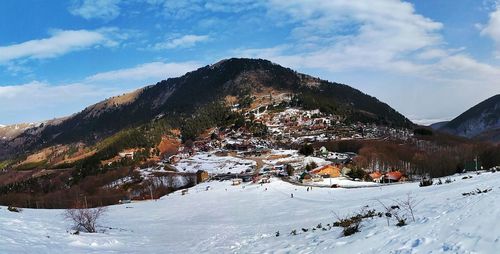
[2,172,500,253]
[174,152,256,174]
[303,177,379,188]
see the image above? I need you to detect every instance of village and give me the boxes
[114,106,415,198]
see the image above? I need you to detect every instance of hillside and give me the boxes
[1,58,412,160]
[1,171,499,253]
[439,94,500,142]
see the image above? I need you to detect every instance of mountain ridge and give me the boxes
[438,94,500,142]
[1,58,412,160]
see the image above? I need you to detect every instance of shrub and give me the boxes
[419,178,433,187]
[7,206,22,213]
[396,219,407,227]
[333,207,378,237]
[299,144,314,156]
[462,188,492,196]
[347,167,367,180]
[343,223,360,236]
[64,204,107,233]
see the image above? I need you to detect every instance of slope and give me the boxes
[1,171,499,253]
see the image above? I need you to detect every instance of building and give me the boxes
[385,171,403,182]
[119,150,135,160]
[310,164,341,178]
[369,171,383,183]
[196,170,209,183]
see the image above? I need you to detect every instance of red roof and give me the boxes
[369,171,383,179]
[385,171,403,181]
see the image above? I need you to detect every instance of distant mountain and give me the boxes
[438,94,500,142]
[429,121,449,130]
[0,58,412,160]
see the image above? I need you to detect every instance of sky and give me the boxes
[1,0,500,125]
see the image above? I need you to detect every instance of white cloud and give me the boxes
[145,0,262,19]
[481,4,500,57]
[230,0,500,121]
[86,61,201,82]
[70,0,121,21]
[151,34,210,50]
[0,28,121,64]
[0,61,201,124]
[0,81,119,124]
[250,0,443,73]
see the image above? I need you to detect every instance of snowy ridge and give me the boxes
[1,172,500,253]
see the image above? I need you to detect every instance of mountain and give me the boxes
[0,58,412,160]
[429,121,449,130]
[438,94,500,142]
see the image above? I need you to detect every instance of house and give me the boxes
[369,171,383,183]
[310,164,341,178]
[300,172,313,183]
[232,178,242,185]
[119,149,135,159]
[261,176,271,183]
[196,170,209,183]
[385,171,403,182]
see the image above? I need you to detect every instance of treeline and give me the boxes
[0,168,132,208]
[320,137,500,178]
[71,119,171,183]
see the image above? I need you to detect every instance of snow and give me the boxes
[303,156,331,167]
[2,172,500,253]
[303,177,379,188]
[174,152,256,174]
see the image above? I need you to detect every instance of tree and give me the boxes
[299,144,314,156]
[285,164,295,176]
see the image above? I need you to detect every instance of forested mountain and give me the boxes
[438,94,500,142]
[1,58,412,160]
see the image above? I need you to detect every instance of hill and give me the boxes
[1,171,500,253]
[1,58,412,160]
[439,94,500,142]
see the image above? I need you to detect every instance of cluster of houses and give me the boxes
[251,107,413,145]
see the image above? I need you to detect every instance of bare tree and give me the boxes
[64,203,107,233]
[394,193,421,223]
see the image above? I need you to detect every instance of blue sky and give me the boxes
[1,0,500,125]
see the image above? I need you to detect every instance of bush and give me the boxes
[462,188,492,196]
[333,207,379,237]
[64,205,107,233]
[305,161,318,171]
[299,144,314,156]
[347,167,367,180]
[396,219,407,227]
[343,223,360,236]
[419,178,433,187]
[7,206,22,213]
